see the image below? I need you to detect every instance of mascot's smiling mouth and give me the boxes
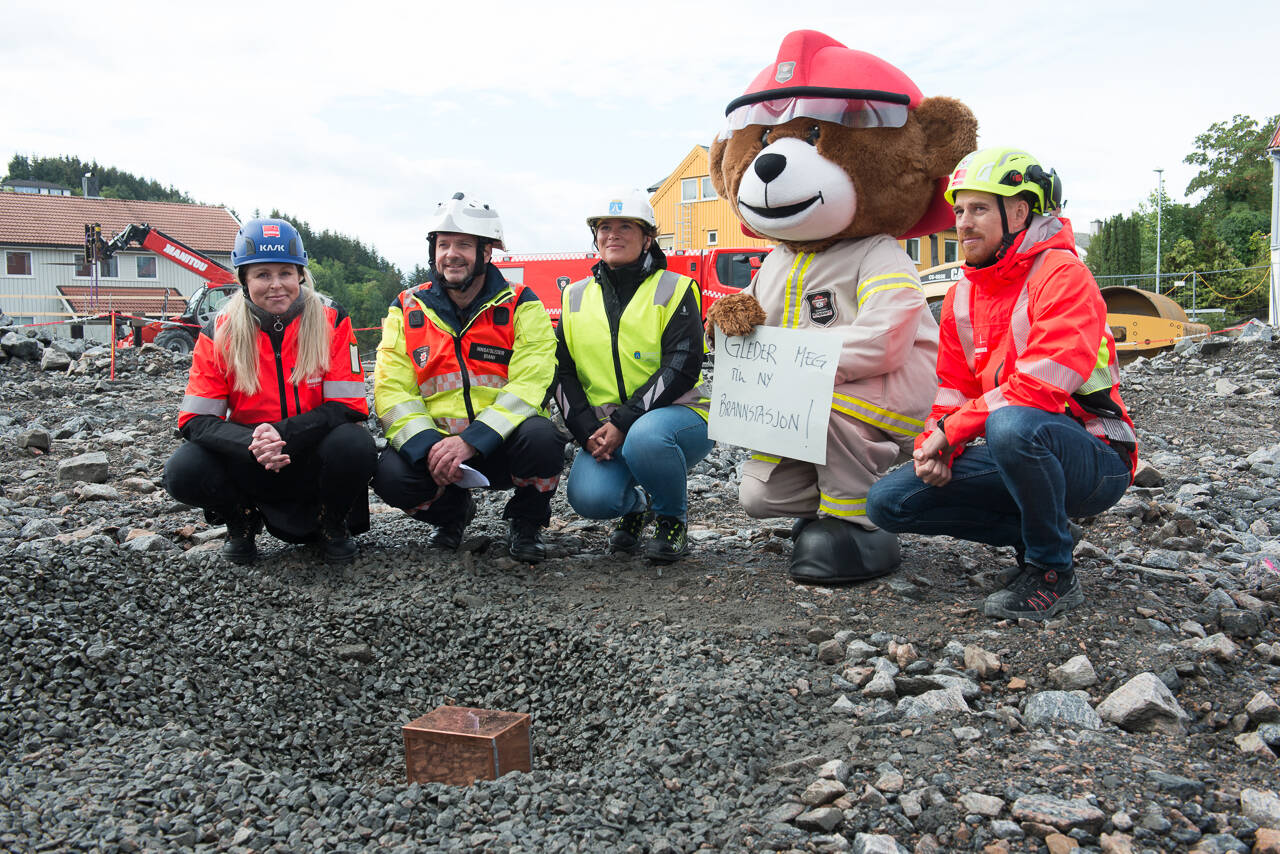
[740,192,824,219]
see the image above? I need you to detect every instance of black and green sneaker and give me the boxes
[609,509,653,555]
[982,564,1084,621]
[645,515,689,564]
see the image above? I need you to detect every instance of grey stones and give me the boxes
[76,483,120,501]
[817,639,845,664]
[1023,691,1103,730]
[1146,771,1205,799]
[1095,672,1190,733]
[851,833,907,854]
[801,778,846,806]
[56,451,110,484]
[1048,655,1098,689]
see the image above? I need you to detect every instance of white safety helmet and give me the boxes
[425,192,506,250]
[587,189,657,234]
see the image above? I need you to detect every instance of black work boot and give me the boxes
[221,506,261,565]
[610,509,653,555]
[507,519,546,563]
[982,564,1084,621]
[429,492,477,551]
[645,515,689,564]
[319,505,358,564]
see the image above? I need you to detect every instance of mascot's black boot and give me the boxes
[789,518,900,585]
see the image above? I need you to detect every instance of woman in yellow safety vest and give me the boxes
[553,191,713,563]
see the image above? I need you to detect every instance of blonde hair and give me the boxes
[214,269,331,396]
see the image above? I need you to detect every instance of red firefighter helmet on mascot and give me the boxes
[724,30,955,240]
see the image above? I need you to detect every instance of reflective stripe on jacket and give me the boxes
[559,268,710,422]
[374,268,555,457]
[924,215,1137,476]
[178,301,367,429]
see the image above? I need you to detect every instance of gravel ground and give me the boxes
[1,319,1279,853]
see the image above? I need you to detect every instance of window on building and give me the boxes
[904,238,920,264]
[680,178,698,202]
[137,256,158,279]
[944,239,959,263]
[657,234,674,250]
[706,230,718,246]
[701,177,717,200]
[74,254,118,278]
[5,251,32,276]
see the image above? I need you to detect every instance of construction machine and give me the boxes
[85,223,238,353]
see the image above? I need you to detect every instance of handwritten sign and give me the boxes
[709,326,840,465]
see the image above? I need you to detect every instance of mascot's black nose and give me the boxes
[754,153,786,184]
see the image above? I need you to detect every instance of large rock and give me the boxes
[1247,691,1280,724]
[1049,655,1098,690]
[896,686,970,718]
[851,833,908,854]
[1241,789,1280,829]
[1095,672,1189,733]
[1023,691,1103,730]
[57,451,110,484]
[17,428,51,452]
[795,806,842,832]
[1010,795,1105,833]
[1,330,42,361]
[40,347,71,371]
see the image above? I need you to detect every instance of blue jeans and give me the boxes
[567,405,714,522]
[866,406,1132,570]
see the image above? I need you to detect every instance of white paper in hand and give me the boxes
[455,464,490,489]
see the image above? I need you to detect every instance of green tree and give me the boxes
[4,153,194,203]
[1184,113,1279,212]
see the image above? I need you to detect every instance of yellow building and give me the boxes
[648,145,960,272]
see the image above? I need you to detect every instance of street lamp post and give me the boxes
[1154,168,1164,295]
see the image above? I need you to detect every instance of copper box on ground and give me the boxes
[403,705,532,785]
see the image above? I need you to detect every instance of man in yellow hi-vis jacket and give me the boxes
[372,193,564,562]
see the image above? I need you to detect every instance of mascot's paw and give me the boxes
[789,518,901,586]
[707,293,766,338]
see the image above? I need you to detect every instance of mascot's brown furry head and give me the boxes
[709,30,977,255]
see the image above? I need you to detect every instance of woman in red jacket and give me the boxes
[162,218,376,564]
[868,149,1135,620]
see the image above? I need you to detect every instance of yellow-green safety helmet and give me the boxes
[944,147,1062,214]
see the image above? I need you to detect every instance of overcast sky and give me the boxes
[4,0,1273,273]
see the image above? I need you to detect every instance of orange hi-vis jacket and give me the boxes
[923,215,1137,476]
[375,266,555,463]
[178,302,368,430]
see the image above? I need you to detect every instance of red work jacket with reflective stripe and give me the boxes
[922,216,1137,477]
[178,302,368,429]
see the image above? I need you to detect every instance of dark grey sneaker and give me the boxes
[1005,521,1085,586]
[982,565,1084,620]
[609,509,653,555]
[645,515,689,564]
[429,492,477,551]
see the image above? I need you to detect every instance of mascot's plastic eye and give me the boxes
[807,125,821,145]
[761,128,772,145]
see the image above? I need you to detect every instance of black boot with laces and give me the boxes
[221,506,261,565]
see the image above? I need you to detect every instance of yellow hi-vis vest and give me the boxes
[560,268,709,423]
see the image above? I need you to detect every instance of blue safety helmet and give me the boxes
[232,218,308,268]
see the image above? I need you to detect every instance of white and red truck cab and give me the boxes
[492,247,771,324]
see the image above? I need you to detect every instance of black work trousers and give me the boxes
[372,415,564,526]
[163,422,377,542]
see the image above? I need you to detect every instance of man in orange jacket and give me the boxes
[867,148,1136,620]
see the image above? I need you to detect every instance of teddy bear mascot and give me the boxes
[706,30,977,585]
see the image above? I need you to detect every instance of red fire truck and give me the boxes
[492,247,771,323]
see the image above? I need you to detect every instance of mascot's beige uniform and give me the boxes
[707,30,977,585]
[739,236,938,524]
